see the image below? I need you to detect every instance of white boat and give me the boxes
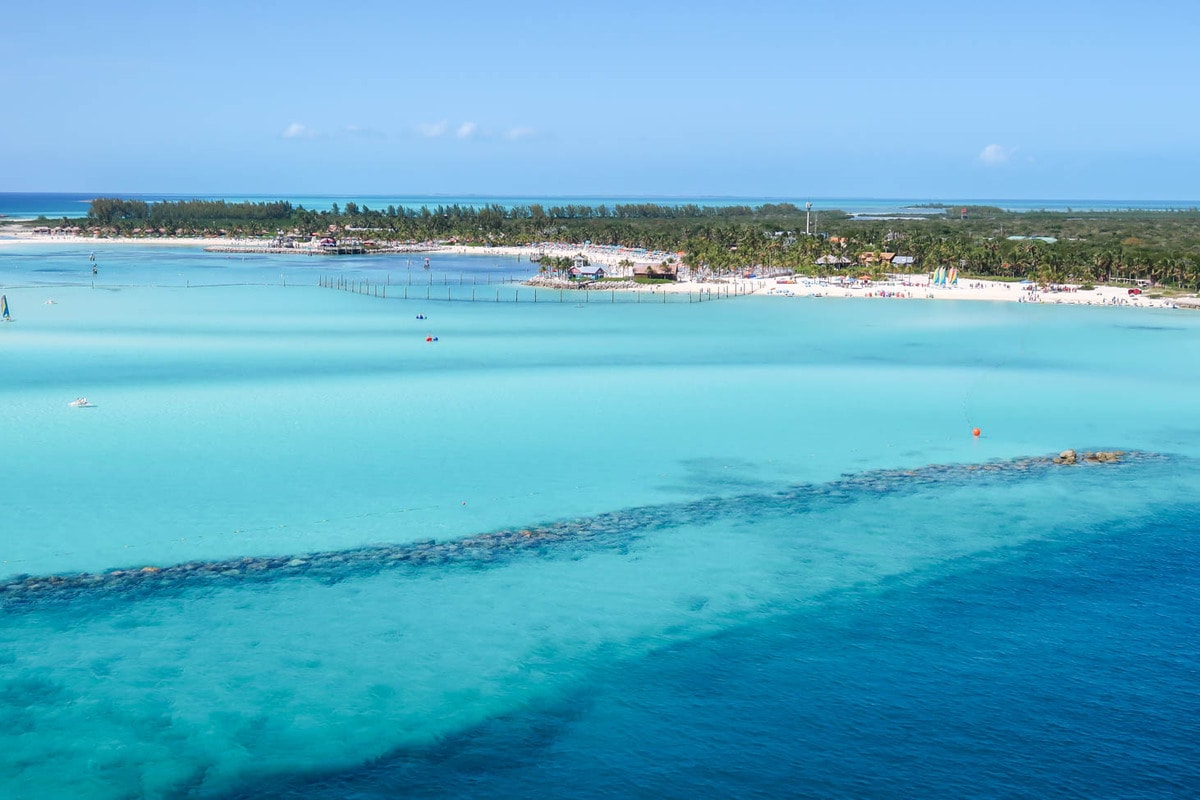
[68,397,93,408]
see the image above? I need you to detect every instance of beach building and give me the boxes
[570,265,606,280]
[633,264,678,281]
[859,252,897,265]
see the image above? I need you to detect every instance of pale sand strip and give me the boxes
[750,276,1179,309]
[0,231,1185,309]
[444,243,1181,308]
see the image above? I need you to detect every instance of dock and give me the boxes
[203,242,436,256]
[317,273,749,304]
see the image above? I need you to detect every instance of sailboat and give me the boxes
[1,294,11,322]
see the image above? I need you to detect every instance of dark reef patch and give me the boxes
[0,450,1163,611]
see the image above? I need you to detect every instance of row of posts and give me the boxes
[317,274,746,303]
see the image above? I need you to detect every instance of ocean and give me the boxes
[1,241,1198,799]
[3,191,1200,220]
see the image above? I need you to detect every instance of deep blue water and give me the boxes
[3,192,1199,220]
[234,505,1200,800]
[3,243,1199,799]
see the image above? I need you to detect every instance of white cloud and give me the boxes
[979,144,1013,166]
[282,122,315,139]
[408,122,536,141]
[417,121,449,138]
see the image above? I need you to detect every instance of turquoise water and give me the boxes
[2,243,1199,798]
[4,191,1199,219]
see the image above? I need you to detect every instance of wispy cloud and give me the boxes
[282,122,316,139]
[417,121,449,138]
[979,144,1013,166]
[407,122,535,142]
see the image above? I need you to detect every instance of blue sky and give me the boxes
[2,0,1197,199]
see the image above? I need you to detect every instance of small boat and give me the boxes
[1,294,10,322]
[68,397,93,408]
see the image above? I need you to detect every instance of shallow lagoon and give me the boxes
[2,243,1199,798]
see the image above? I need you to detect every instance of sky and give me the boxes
[2,0,1198,200]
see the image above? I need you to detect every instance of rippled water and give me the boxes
[2,242,1199,799]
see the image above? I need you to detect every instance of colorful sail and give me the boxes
[1,294,9,320]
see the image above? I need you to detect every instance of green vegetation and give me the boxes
[26,199,1200,290]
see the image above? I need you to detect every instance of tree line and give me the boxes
[31,198,1200,290]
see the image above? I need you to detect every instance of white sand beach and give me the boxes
[747,275,1179,309]
[0,229,1186,309]
[443,243,1181,309]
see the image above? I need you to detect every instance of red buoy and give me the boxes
[972,428,981,437]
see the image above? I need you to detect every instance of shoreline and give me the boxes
[0,230,1188,309]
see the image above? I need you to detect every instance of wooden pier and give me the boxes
[317,273,749,303]
[206,244,368,256]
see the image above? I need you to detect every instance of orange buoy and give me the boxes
[972,428,981,437]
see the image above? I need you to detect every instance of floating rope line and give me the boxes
[0,450,1161,611]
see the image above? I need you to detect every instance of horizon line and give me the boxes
[3,191,1200,206]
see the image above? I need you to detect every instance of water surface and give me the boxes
[2,242,1198,798]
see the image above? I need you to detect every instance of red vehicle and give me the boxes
[1128,288,1142,295]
